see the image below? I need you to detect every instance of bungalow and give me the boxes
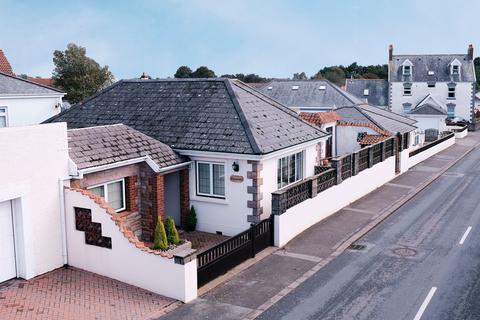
[47,78,329,236]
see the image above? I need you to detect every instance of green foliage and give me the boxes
[312,63,388,86]
[187,206,197,232]
[165,216,180,245]
[312,66,346,86]
[153,219,168,250]
[52,43,114,103]
[174,66,193,78]
[292,72,308,80]
[191,66,216,78]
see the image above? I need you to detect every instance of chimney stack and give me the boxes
[467,44,473,61]
[388,44,393,61]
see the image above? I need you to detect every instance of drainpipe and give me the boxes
[58,177,70,266]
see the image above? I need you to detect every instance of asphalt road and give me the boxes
[259,146,480,320]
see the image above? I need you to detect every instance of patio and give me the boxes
[179,230,230,254]
[0,267,175,320]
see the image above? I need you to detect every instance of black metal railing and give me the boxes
[314,165,332,174]
[272,179,312,215]
[385,138,394,158]
[409,132,454,157]
[316,168,337,194]
[372,143,382,165]
[197,216,273,287]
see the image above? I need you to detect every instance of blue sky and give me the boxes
[0,0,478,79]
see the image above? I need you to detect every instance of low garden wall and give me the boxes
[272,138,396,247]
[407,132,455,168]
[64,188,197,302]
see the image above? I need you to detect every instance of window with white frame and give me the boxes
[0,107,7,128]
[448,86,456,99]
[403,83,412,96]
[452,65,460,75]
[447,104,456,119]
[196,162,225,197]
[403,65,411,76]
[88,179,126,211]
[277,151,304,189]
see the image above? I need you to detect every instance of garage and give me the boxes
[0,200,16,283]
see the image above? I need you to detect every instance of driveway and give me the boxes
[0,267,176,320]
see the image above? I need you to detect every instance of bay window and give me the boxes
[88,179,126,212]
[277,151,304,189]
[196,162,225,197]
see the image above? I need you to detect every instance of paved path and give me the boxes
[258,133,480,319]
[161,132,479,320]
[0,267,176,320]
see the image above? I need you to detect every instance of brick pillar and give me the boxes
[125,176,139,212]
[179,168,190,228]
[152,174,165,224]
[139,163,165,242]
[247,160,263,223]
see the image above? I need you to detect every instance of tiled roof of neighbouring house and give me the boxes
[259,80,364,111]
[358,134,389,145]
[409,95,447,115]
[335,104,417,134]
[0,71,64,95]
[0,50,14,76]
[345,79,389,107]
[26,76,54,88]
[47,78,327,155]
[68,124,188,170]
[389,54,475,82]
[299,111,341,126]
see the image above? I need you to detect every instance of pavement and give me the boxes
[161,131,480,320]
[0,267,176,320]
[258,131,480,319]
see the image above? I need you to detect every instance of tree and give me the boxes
[312,66,346,86]
[474,57,480,88]
[153,220,168,250]
[165,217,180,245]
[191,66,216,78]
[292,72,308,80]
[187,206,197,231]
[174,66,192,78]
[52,43,114,103]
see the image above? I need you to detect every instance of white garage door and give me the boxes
[0,200,16,282]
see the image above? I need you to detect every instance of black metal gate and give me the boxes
[197,215,274,287]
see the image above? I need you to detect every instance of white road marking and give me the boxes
[459,226,472,245]
[413,287,437,320]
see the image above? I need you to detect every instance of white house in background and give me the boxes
[388,44,476,131]
[0,123,69,283]
[0,71,65,127]
[46,78,329,236]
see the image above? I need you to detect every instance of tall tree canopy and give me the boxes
[174,66,193,78]
[191,66,216,78]
[52,43,114,103]
[312,63,388,86]
[292,72,308,80]
[474,57,480,88]
[221,73,269,83]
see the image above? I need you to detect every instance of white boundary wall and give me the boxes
[406,135,455,169]
[274,156,396,247]
[64,189,197,302]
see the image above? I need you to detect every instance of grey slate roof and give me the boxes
[259,80,363,110]
[68,124,187,170]
[409,95,447,115]
[47,78,327,155]
[389,54,475,82]
[336,104,417,134]
[345,79,389,106]
[0,71,63,95]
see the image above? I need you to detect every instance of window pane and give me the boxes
[281,157,288,187]
[289,155,296,183]
[277,159,282,188]
[295,152,303,181]
[89,185,105,198]
[212,164,225,196]
[198,163,211,194]
[0,116,5,128]
[107,181,124,210]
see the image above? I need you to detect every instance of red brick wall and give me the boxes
[125,176,139,212]
[179,168,190,227]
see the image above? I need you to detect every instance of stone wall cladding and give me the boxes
[179,168,190,228]
[139,164,165,242]
[247,160,263,223]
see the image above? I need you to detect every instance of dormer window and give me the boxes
[449,59,462,76]
[403,65,411,76]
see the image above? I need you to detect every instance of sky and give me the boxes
[0,0,478,80]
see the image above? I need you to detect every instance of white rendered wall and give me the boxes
[274,156,396,247]
[390,82,474,121]
[261,143,318,221]
[0,123,69,279]
[64,189,197,302]
[336,125,377,156]
[409,115,446,133]
[0,96,62,127]
[407,135,455,169]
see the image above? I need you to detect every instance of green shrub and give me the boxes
[153,219,168,250]
[165,216,180,245]
[187,206,197,231]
